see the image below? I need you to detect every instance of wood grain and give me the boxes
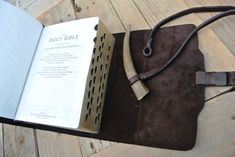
[74,0,125,33]
[18,0,76,26]
[111,0,149,30]
[133,0,198,27]
[36,130,82,157]
[0,124,3,157]
[4,0,16,5]
[35,0,76,26]
[184,0,235,56]
[22,0,60,17]
[3,124,37,157]
[16,0,36,8]
[79,137,116,157]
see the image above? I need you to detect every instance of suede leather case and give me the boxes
[97,24,205,150]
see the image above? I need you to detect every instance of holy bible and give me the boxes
[0,1,115,133]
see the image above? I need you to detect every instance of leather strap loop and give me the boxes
[129,75,140,85]
[195,71,235,86]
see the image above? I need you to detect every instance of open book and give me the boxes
[0,1,114,133]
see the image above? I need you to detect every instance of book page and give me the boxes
[0,1,43,119]
[15,17,99,128]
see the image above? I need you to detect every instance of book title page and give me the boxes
[16,17,99,128]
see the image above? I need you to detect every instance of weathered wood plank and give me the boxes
[18,0,76,26]
[92,93,235,157]
[184,0,235,56]
[0,124,3,157]
[74,0,125,33]
[133,0,235,99]
[28,0,76,26]
[133,0,198,28]
[79,137,116,157]
[4,0,16,5]
[24,0,60,17]
[111,0,149,30]
[16,0,36,9]
[36,130,82,157]
[3,124,37,157]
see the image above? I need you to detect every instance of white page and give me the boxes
[15,17,99,128]
[0,1,43,118]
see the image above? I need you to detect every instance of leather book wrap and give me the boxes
[0,24,205,150]
[97,24,205,150]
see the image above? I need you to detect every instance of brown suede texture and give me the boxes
[97,24,205,150]
[0,24,205,151]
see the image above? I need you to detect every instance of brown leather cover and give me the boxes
[0,24,205,150]
[96,24,205,150]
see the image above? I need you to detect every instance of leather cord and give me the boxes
[143,6,235,57]
[129,6,235,84]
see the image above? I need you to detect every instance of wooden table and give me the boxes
[2,0,235,156]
